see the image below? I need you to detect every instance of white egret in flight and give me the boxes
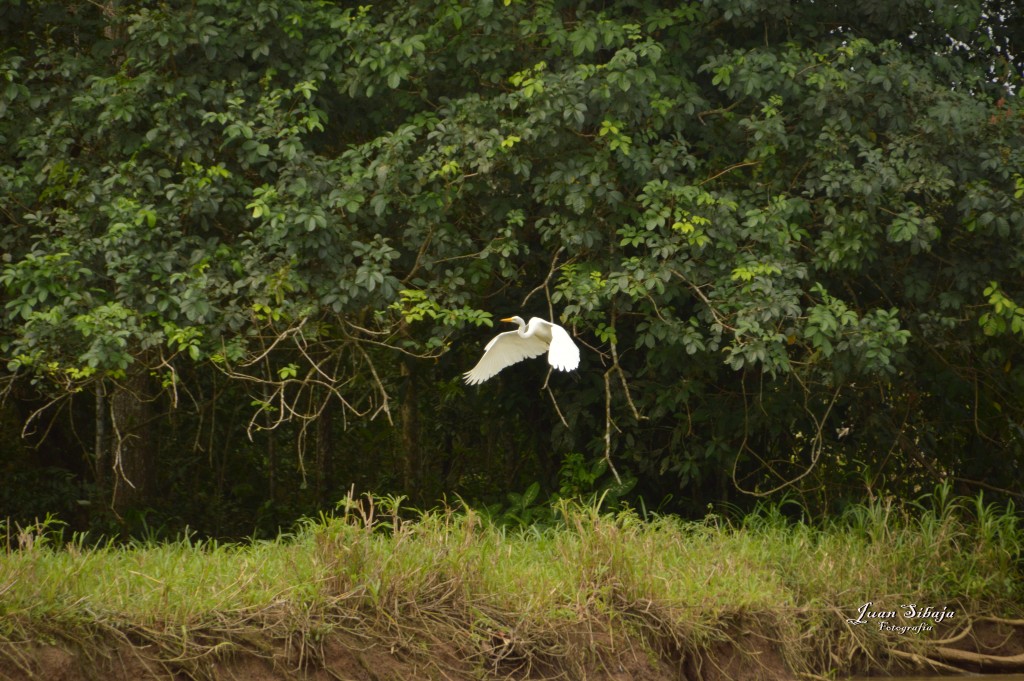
[463,316,580,385]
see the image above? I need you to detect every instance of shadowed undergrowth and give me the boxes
[1,488,1022,680]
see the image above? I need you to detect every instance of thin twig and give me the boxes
[522,246,565,313]
[602,370,623,485]
[546,383,570,429]
[734,374,842,496]
[609,337,645,422]
[700,160,759,185]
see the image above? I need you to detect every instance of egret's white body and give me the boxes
[463,316,580,385]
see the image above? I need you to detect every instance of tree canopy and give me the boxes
[1,0,1022,535]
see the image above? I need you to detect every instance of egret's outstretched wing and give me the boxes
[463,331,549,384]
[547,323,580,371]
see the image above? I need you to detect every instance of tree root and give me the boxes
[888,614,1024,674]
[887,648,967,674]
[931,645,1024,670]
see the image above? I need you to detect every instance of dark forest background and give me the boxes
[2,0,1023,538]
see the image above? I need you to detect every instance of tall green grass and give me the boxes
[1,486,1021,678]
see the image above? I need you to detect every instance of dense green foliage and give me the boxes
[1,0,1022,534]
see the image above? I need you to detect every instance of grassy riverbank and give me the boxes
[1,490,1022,680]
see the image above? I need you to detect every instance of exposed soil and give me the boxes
[1,637,677,681]
[2,616,1023,681]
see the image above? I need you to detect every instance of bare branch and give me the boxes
[522,246,565,316]
[545,380,570,429]
[602,370,623,486]
[733,372,842,497]
[609,335,646,423]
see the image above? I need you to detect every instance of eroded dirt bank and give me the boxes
[3,613,1023,681]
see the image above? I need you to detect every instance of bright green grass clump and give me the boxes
[1,488,1021,678]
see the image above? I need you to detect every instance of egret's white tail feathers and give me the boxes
[547,323,580,372]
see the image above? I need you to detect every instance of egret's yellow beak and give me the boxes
[500,317,516,323]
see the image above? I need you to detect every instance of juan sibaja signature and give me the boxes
[847,601,955,633]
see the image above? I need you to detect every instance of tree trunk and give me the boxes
[94,381,109,492]
[108,364,154,516]
[315,396,333,506]
[265,383,277,506]
[399,358,421,502]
